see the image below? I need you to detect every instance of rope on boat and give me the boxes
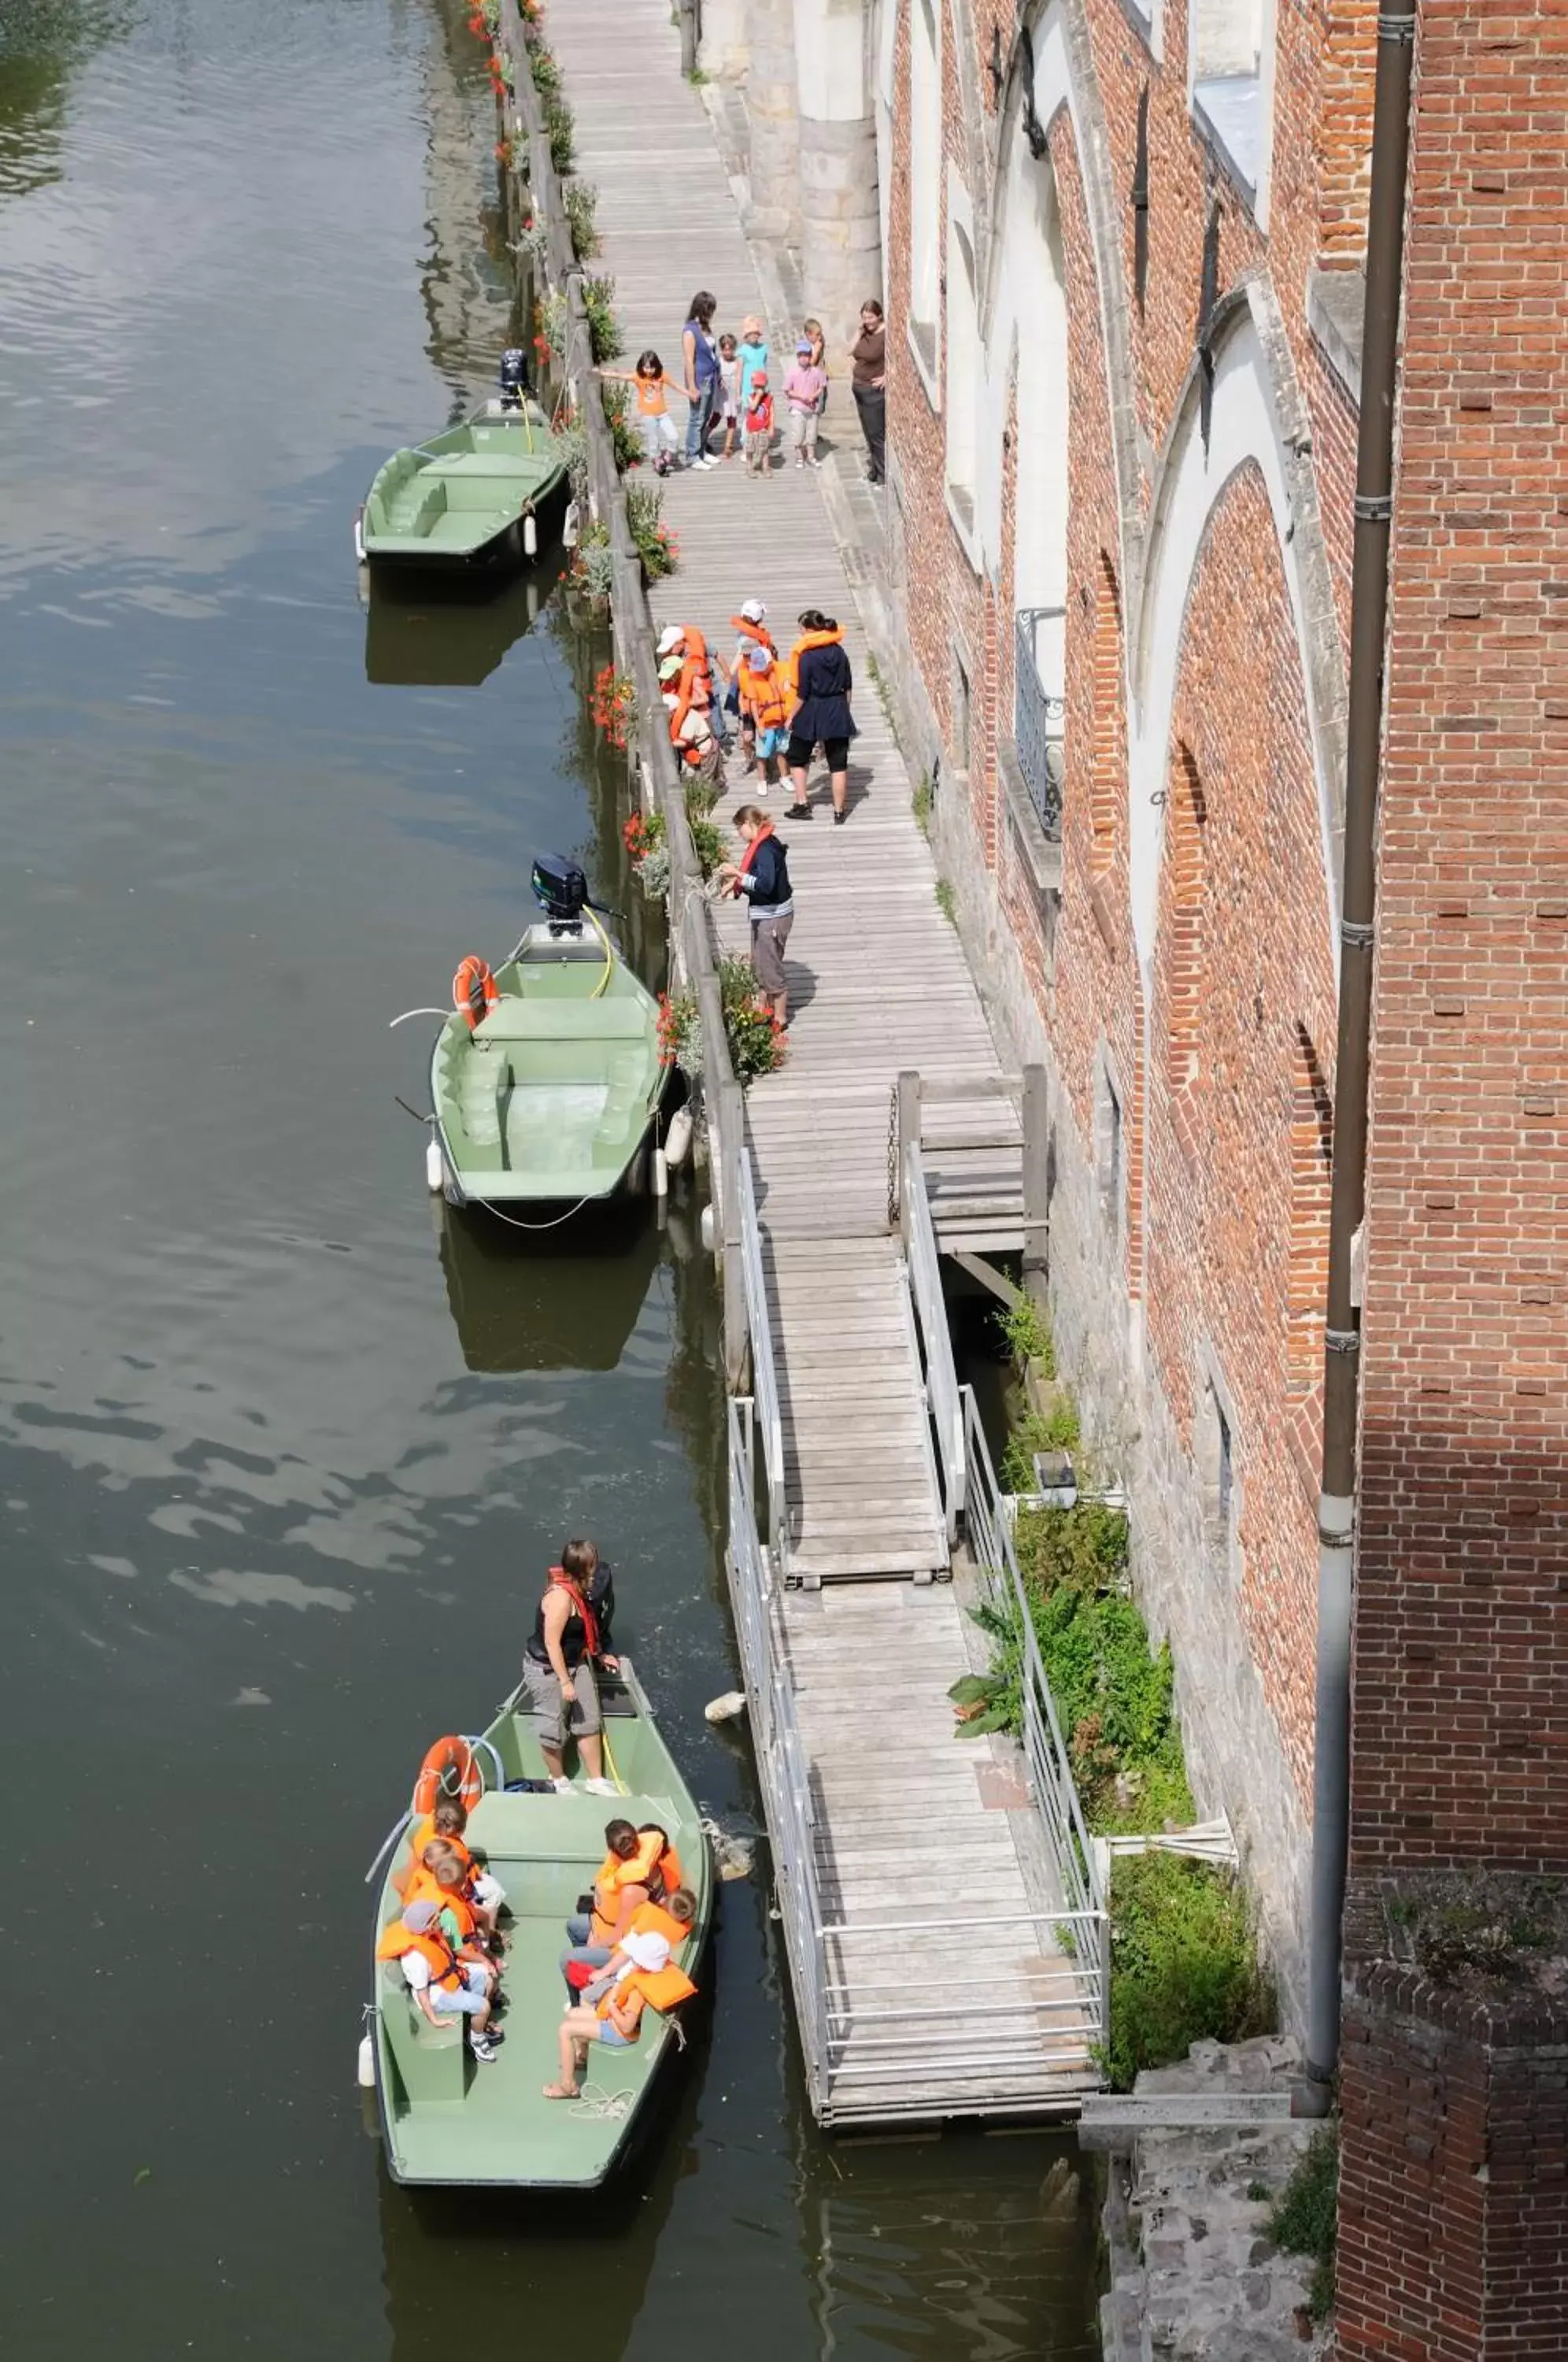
[478,1194,597,1231]
[570,2084,636,2121]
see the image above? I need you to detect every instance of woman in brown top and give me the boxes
[849,298,886,485]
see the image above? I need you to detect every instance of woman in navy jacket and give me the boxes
[786,609,857,824]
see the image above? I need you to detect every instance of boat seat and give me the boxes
[378,1962,469,2104]
[475,1001,649,1044]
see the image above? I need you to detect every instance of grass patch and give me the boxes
[564,178,599,260]
[1104,1852,1273,2093]
[543,92,575,174]
[935,878,956,927]
[1268,2126,1337,2321]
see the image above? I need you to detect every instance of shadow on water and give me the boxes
[434,1196,662,1372]
[364,548,571,687]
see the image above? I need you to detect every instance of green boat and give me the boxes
[368,1663,712,2190]
[412,861,667,1211]
[356,398,568,570]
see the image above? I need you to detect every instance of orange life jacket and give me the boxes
[738,660,789,734]
[783,627,844,705]
[405,1869,479,1942]
[730,615,777,659]
[627,1899,694,1950]
[410,1816,473,1874]
[597,1960,699,2031]
[590,1832,664,1942]
[675,628,712,717]
[375,1920,465,1993]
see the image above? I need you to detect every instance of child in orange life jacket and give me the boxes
[597,350,682,476]
[736,643,790,788]
[744,372,774,476]
[557,1817,660,1994]
[571,1888,697,2000]
[545,1930,697,2098]
[409,1801,507,1941]
[378,1897,505,2060]
[659,653,724,786]
[412,1841,504,1973]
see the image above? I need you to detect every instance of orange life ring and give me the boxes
[412,1734,483,1821]
[453,955,500,1031]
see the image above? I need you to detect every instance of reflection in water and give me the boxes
[435,1198,660,1372]
[365,550,567,685]
[0,0,128,205]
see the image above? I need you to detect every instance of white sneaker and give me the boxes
[552,1775,574,1793]
[584,1776,618,1795]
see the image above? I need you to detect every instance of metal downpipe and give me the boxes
[1301,0,1417,2107]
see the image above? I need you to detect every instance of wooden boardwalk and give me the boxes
[544,0,1103,2121]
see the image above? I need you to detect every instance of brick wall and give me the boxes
[878,0,1366,1994]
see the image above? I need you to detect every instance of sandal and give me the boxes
[543,2081,581,2101]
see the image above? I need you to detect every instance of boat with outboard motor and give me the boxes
[356,351,570,571]
[391,856,668,1212]
[367,1661,711,2189]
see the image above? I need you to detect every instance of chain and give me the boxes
[886,1082,900,1229]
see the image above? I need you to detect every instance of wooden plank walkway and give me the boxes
[545,0,1097,2122]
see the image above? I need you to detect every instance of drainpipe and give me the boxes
[1301,0,1417,2109]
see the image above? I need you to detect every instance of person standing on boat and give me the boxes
[521,1538,619,1792]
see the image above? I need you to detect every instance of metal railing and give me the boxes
[727,1397,830,2106]
[502,0,745,1383]
[1014,605,1066,839]
[900,1139,963,1540]
[738,1148,786,1568]
[962,1387,1108,1979]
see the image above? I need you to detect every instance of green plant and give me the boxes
[581,272,622,363]
[935,877,957,926]
[686,61,709,83]
[544,92,575,173]
[719,954,786,1079]
[570,516,612,603]
[1244,2179,1273,2204]
[1103,1853,1273,2092]
[1000,1399,1082,1491]
[949,1597,1026,1738]
[527,39,559,92]
[996,1291,1054,1370]
[912,773,933,834]
[1267,2126,1338,2321]
[564,178,600,259]
[554,419,589,502]
[601,379,642,472]
[625,479,678,579]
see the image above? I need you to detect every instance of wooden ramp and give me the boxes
[543,0,1105,2122]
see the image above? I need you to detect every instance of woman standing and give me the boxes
[681,291,722,469]
[520,1538,620,1791]
[848,298,886,485]
[786,611,857,824]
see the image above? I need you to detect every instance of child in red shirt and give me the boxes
[744,372,774,476]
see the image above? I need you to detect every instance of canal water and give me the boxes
[0,0,1101,2350]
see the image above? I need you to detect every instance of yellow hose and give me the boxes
[601,1728,627,1793]
[585,901,616,998]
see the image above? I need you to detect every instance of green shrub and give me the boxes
[625,479,676,578]
[999,1397,1081,1491]
[564,178,600,259]
[995,1290,1054,1371]
[527,39,559,93]
[601,379,642,473]
[1103,1853,1273,2092]
[1267,2126,1337,2320]
[544,92,575,173]
[582,272,622,363]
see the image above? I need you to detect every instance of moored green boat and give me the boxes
[417,861,666,1211]
[357,398,568,569]
[368,1661,712,2190]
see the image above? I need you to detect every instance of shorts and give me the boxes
[750,910,793,996]
[471,1871,506,1912]
[638,412,678,461]
[520,1649,601,1748]
[428,1962,489,2017]
[756,724,785,761]
[786,733,850,774]
[789,407,818,452]
[598,2020,634,2048]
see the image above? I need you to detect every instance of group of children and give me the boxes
[376,1801,701,2097]
[604,315,829,478]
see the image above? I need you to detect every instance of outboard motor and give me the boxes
[497,347,530,413]
[531,853,590,933]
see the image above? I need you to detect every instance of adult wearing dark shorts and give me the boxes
[716,805,794,1027]
[786,610,857,824]
[520,1538,619,1790]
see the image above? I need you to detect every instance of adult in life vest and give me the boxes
[556,1819,671,1994]
[375,1899,505,2062]
[519,1536,619,1790]
[544,1930,697,2099]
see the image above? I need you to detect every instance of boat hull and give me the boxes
[368,1664,712,2190]
[360,405,569,572]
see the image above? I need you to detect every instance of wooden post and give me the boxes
[677,0,699,78]
[894,1069,921,1227]
[1022,1063,1049,1309]
[719,1076,748,1389]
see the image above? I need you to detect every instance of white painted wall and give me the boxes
[793,0,868,118]
[1191,0,1261,76]
[945,172,979,502]
[909,0,941,328]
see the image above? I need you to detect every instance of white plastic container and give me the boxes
[425,1137,443,1193]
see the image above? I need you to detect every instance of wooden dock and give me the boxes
[534,0,1106,2122]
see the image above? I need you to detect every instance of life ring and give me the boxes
[412,1734,483,1821]
[453,955,500,1031]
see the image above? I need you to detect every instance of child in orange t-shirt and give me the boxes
[599,350,682,475]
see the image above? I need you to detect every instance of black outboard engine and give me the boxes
[531,853,590,932]
[497,347,530,412]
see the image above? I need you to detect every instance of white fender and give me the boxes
[664,1105,693,1168]
[523,509,538,557]
[425,1137,444,1193]
[357,2033,375,2089]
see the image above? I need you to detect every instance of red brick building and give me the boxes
[875,0,1370,2002]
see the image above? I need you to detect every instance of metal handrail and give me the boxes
[900,1139,964,1538]
[738,1148,786,1564]
[960,1385,1111,2038]
[1013,606,1065,839]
